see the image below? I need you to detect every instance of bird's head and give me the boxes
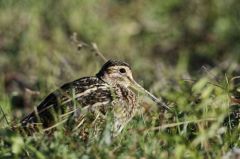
[96,59,171,111]
[96,60,133,87]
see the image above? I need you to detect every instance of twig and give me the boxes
[150,118,216,131]
[201,66,219,83]
[182,78,225,90]
[230,76,240,82]
[71,32,108,62]
[91,42,107,62]
[43,119,68,132]
[0,105,10,125]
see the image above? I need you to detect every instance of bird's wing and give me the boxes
[20,77,112,126]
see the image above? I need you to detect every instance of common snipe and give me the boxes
[20,60,170,136]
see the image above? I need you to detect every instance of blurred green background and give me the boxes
[1,0,240,76]
[1,0,240,158]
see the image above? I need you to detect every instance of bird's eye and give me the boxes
[119,68,126,73]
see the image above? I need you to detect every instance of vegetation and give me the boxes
[1,0,240,158]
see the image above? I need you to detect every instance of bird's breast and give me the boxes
[111,85,137,118]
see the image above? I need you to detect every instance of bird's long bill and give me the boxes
[130,79,171,111]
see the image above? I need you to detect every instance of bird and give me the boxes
[223,104,240,129]
[20,59,170,137]
[223,86,240,129]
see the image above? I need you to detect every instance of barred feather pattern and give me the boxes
[112,84,137,136]
[20,76,138,136]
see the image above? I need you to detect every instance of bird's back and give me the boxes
[21,76,113,128]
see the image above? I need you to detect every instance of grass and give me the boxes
[1,0,240,158]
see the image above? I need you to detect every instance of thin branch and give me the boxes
[0,105,10,125]
[230,76,240,82]
[182,78,225,90]
[150,118,216,131]
[71,32,108,63]
[201,66,219,82]
[91,42,107,62]
[43,119,68,132]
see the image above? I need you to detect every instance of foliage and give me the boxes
[1,0,240,158]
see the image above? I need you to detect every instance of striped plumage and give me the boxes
[223,105,240,129]
[20,60,135,136]
[20,60,169,136]
[21,77,111,126]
